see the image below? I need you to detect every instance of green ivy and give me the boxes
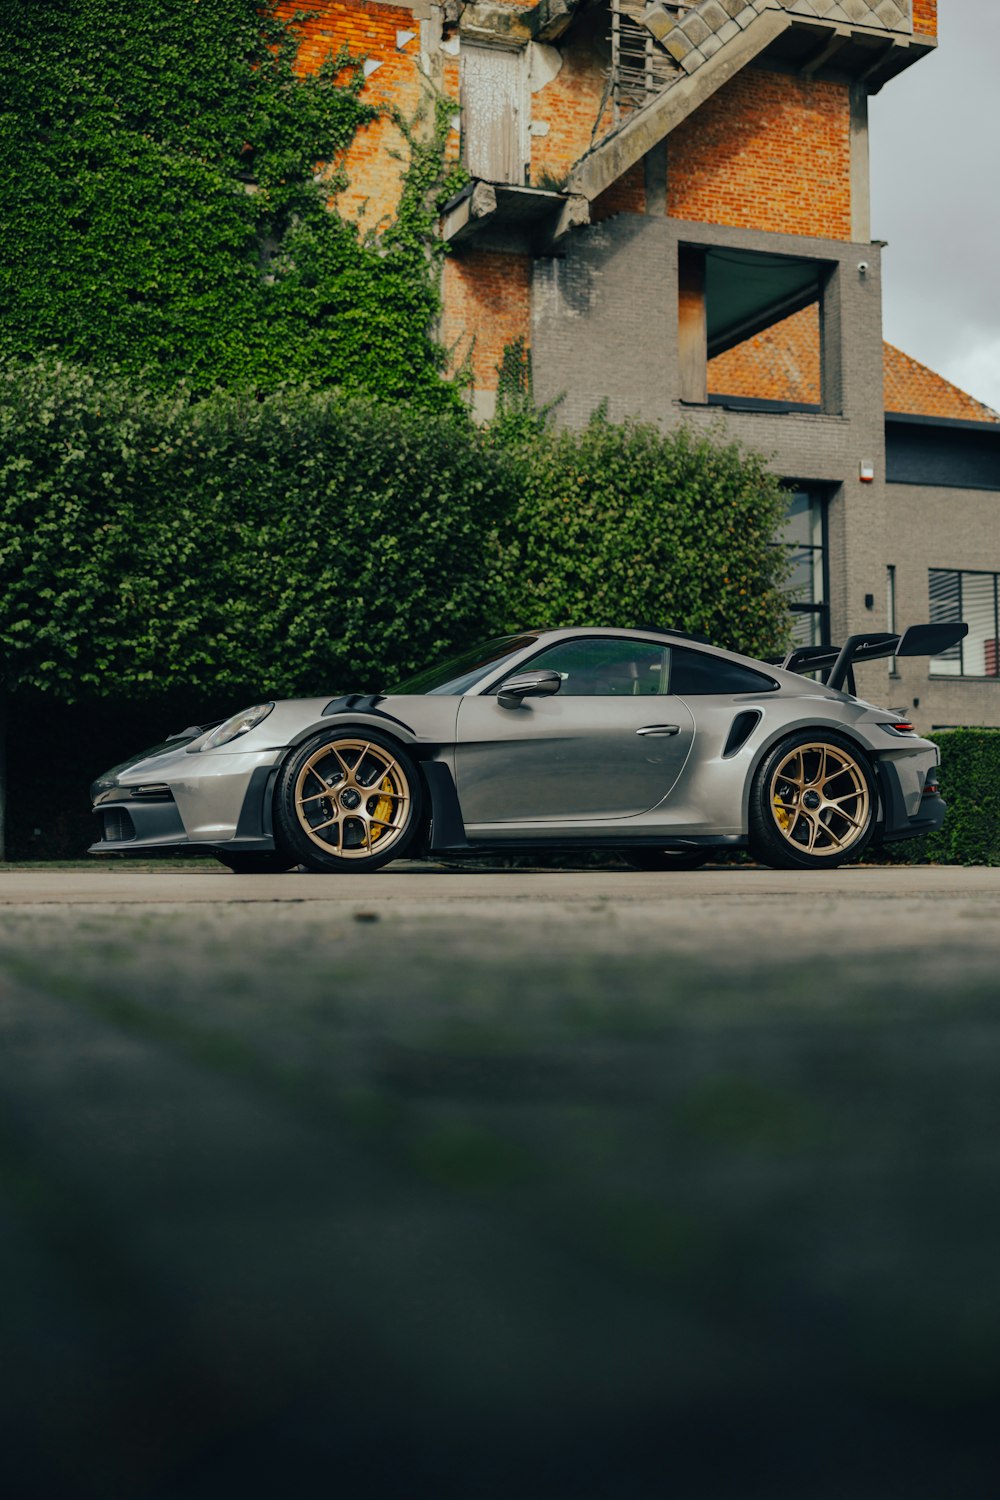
[0,0,461,405]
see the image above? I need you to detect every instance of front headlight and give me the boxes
[200,703,274,751]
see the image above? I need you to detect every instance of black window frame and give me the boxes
[928,568,1000,680]
[777,485,830,649]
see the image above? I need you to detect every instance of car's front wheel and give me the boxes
[274,729,422,873]
[749,731,876,870]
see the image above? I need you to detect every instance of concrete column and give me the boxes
[643,142,668,217]
[677,246,707,404]
[820,262,844,416]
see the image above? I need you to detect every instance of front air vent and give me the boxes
[723,710,762,758]
[102,808,136,843]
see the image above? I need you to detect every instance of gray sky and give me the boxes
[869,0,1000,413]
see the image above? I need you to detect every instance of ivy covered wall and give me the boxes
[0,0,461,404]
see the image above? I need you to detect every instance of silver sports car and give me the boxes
[90,623,965,873]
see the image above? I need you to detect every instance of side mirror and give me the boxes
[497,670,562,710]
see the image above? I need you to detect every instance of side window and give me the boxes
[669,646,777,696]
[516,638,668,696]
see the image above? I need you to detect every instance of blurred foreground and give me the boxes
[1,866,998,1499]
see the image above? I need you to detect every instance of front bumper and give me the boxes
[90,762,281,856]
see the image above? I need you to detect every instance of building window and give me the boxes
[678,244,837,413]
[929,568,1000,677]
[779,489,828,647]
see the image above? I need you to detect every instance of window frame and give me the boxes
[778,486,830,649]
[928,567,1000,680]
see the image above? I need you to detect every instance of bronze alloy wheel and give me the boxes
[749,732,876,870]
[274,730,421,873]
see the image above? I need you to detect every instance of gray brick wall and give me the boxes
[885,482,1000,732]
[531,213,888,646]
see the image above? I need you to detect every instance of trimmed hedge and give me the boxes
[0,357,797,708]
[0,360,798,857]
[493,411,791,661]
[0,359,514,705]
[885,729,1000,867]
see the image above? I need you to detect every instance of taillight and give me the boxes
[878,721,917,736]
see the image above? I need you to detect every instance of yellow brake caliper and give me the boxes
[369,777,395,842]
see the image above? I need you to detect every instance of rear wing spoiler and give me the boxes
[770,622,969,694]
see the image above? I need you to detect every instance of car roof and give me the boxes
[524,626,711,644]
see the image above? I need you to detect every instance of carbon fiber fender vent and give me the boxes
[723,710,762,759]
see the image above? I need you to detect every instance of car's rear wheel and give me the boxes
[749,731,876,870]
[623,848,711,871]
[215,851,298,874]
[274,729,421,874]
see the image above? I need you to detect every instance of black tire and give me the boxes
[215,851,298,874]
[274,727,422,874]
[748,730,877,870]
[623,848,711,871]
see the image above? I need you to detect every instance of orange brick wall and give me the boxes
[592,163,645,222]
[912,0,937,37]
[275,1,425,231]
[442,56,462,169]
[440,252,532,393]
[667,69,852,241]
[530,35,612,189]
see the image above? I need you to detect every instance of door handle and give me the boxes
[636,725,681,737]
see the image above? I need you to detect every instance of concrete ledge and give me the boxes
[440,180,590,254]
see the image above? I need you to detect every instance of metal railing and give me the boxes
[609,0,686,125]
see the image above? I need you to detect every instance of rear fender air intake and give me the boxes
[723,710,762,759]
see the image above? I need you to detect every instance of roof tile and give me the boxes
[708,306,998,422]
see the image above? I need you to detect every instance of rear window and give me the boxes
[669,646,777,696]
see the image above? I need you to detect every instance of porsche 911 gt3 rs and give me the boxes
[90,622,965,873]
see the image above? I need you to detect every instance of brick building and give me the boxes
[287,0,1000,731]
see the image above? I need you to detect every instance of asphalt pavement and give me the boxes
[1,862,999,1500]
[2,861,999,972]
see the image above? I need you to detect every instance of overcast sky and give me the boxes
[869,0,1000,413]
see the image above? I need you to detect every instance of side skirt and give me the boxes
[421,764,747,855]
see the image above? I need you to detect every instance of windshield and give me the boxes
[388,635,536,696]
